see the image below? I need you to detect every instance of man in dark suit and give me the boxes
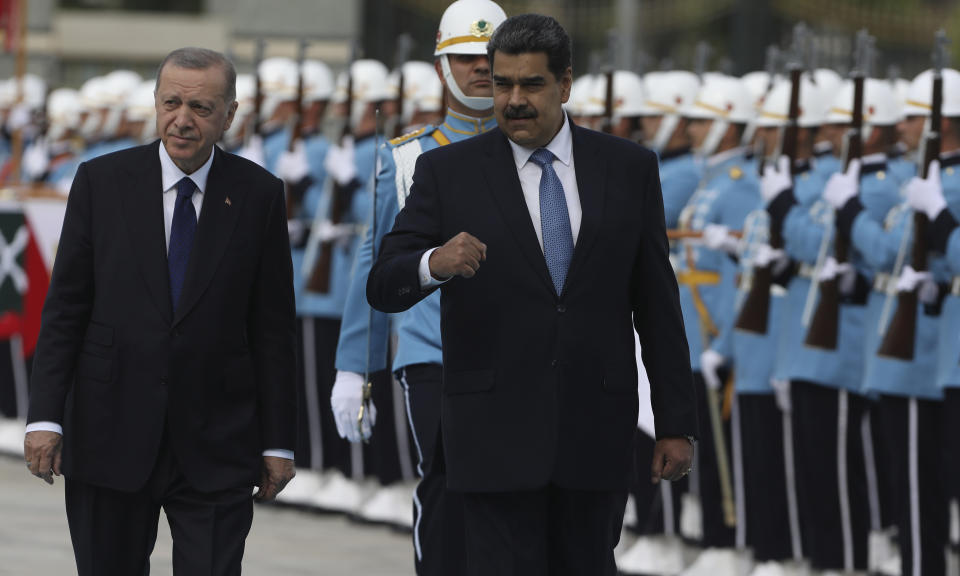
[367,14,697,575]
[22,47,297,575]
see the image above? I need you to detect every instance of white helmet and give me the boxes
[78,76,110,139]
[99,70,143,138]
[741,70,777,111]
[891,78,910,119]
[389,61,443,123]
[258,57,299,122]
[685,75,754,156]
[638,70,700,152]
[302,59,334,102]
[586,70,645,120]
[812,69,843,97]
[565,74,603,117]
[434,0,507,111]
[825,78,901,126]
[755,74,833,128]
[434,0,507,57]
[902,68,960,117]
[334,59,391,128]
[46,88,82,141]
[124,80,157,142]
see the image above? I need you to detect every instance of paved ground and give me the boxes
[0,453,414,575]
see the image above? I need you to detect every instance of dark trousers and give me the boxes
[692,371,735,548]
[462,485,627,576]
[876,394,946,576]
[629,430,686,536]
[791,380,869,571]
[943,389,960,505]
[65,436,253,576]
[737,393,792,562]
[399,363,466,576]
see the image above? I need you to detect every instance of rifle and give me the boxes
[735,27,806,334]
[804,30,869,350]
[250,39,265,143]
[307,44,358,293]
[694,41,711,82]
[390,34,414,139]
[284,38,310,220]
[876,30,949,360]
[601,30,618,134]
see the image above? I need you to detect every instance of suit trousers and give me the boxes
[399,363,466,576]
[65,432,253,576]
[461,484,627,576]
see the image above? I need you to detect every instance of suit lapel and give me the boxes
[564,125,606,291]
[173,147,244,326]
[481,130,556,297]
[121,142,172,325]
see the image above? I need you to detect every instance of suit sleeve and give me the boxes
[632,153,699,440]
[27,163,96,425]
[250,177,298,452]
[367,152,443,314]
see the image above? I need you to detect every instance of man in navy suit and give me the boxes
[23,47,297,575]
[367,15,697,575]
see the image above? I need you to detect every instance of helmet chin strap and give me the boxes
[440,55,493,111]
[650,114,680,153]
[700,119,730,157]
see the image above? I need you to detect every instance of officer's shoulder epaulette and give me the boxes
[388,125,435,148]
[728,166,744,181]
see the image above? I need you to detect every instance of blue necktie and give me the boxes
[530,148,574,294]
[168,177,197,310]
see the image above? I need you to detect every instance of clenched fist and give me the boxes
[429,232,487,279]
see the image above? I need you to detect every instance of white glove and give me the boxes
[895,265,939,305]
[331,370,376,443]
[771,379,791,413]
[700,349,725,391]
[314,220,357,243]
[818,256,858,295]
[703,224,739,254]
[751,243,787,269]
[761,155,792,204]
[22,140,50,181]
[7,103,32,132]
[324,136,357,186]
[905,161,946,220]
[276,140,311,183]
[237,134,265,167]
[823,159,861,209]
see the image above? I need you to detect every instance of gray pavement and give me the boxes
[0,454,414,576]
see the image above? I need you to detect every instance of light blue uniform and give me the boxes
[841,161,942,400]
[930,155,960,388]
[677,148,758,371]
[336,111,497,374]
[658,148,701,228]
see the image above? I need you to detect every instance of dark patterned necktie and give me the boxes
[168,177,197,310]
[529,148,573,294]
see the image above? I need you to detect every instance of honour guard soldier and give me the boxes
[618,68,702,576]
[675,74,757,576]
[220,74,257,154]
[331,0,507,573]
[810,77,910,575]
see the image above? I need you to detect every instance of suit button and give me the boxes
[556,305,566,313]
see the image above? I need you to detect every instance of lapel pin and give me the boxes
[224,196,232,207]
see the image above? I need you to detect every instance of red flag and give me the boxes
[0,209,50,358]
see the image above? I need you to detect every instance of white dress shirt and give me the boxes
[27,145,293,461]
[419,113,582,287]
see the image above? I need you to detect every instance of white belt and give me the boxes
[952,276,960,297]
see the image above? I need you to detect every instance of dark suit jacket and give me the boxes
[28,141,297,494]
[367,124,697,492]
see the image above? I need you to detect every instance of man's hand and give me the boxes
[761,155,792,204]
[700,349,725,391]
[331,370,376,443]
[254,456,296,501]
[24,430,62,485]
[429,232,487,279]
[651,437,694,484]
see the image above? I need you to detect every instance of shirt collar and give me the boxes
[158,141,214,194]
[443,108,498,136]
[509,112,573,171]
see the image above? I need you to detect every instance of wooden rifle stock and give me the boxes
[251,39,265,140]
[735,67,802,334]
[602,68,614,134]
[805,66,865,350]
[877,43,943,359]
[307,56,356,294]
